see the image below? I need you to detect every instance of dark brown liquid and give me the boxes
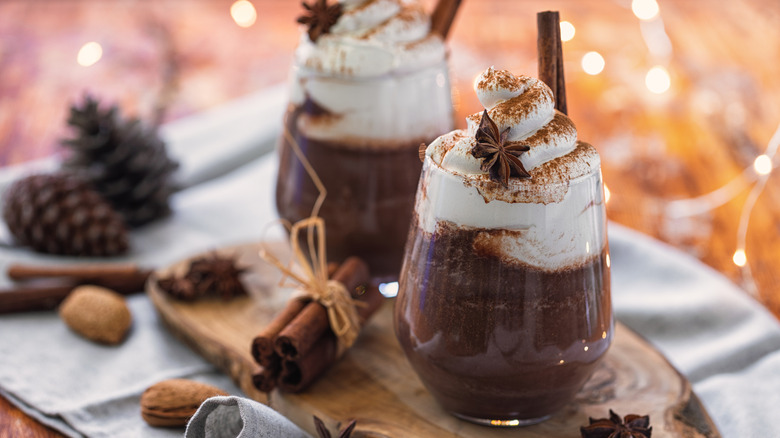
[275,103,429,281]
[395,220,612,422]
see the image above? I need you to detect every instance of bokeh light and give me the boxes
[77,42,102,67]
[733,249,747,267]
[754,154,773,176]
[231,1,257,28]
[581,51,605,75]
[632,0,660,21]
[560,21,575,42]
[645,66,671,94]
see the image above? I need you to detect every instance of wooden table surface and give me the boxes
[2,0,779,435]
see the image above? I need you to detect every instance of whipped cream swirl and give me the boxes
[429,67,583,177]
[289,0,453,144]
[417,67,606,271]
[295,0,446,77]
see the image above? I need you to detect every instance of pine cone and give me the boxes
[61,95,179,228]
[2,174,129,256]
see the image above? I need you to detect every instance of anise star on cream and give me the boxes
[297,0,343,43]
[470,110,531,187]
[580,410,652,438]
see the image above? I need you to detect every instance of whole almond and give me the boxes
[140,379,228,427]
[59,285,132,345]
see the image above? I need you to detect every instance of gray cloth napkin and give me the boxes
[610,224,780,435]
[184,396,311,438]
[1,84,779,437]
[0,86,285,437]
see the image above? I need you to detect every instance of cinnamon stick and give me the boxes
[8,263,141,282]
[274,257,370,360]
[431,0,462,40]
[251,297,308,367]
[537,11,568,115]
[0,265,151,314]
[277,282,385,392]
[252,362,280,393]
[0,278,81,314]
[7,263,151,294]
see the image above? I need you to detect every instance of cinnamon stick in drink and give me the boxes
[274,257,370,360]
[431,0,462,39]
[537,11,568,115]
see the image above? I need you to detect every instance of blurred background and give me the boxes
[2,0,780,318]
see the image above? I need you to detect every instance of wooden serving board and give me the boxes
[146,242,720,438]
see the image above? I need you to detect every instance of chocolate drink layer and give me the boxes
[395,219,612,420]
[276,102,435,279]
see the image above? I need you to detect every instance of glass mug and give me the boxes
[394,156,613,425]
[275,62,453,282]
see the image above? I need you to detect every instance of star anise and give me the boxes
[470,109,531,187]
[313,415,357,438]
[185,254,248,300]
[580,410,652,438]
[297,0,343,43]
[157,276,199,301]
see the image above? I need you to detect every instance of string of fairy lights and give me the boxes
[72,0,777,297]
[564,0,778,297]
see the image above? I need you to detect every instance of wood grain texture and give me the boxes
[147,242,719,438]
[0,395,62,438]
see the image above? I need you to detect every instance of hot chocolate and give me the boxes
[275,0,454,281]
[396,219,611,421]
[395,67,612,424]
[276,101,431,277]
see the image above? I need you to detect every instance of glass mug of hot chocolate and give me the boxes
[275,0,454,282]
[395,67,613,425]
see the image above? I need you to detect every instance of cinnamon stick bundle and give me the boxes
[250,257,384,393]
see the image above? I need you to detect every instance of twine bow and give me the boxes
[259,217,362,352]
[259,126,362,352]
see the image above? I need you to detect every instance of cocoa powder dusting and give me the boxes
[477,68,528,93]
[464,141,599,205]
[523,111,576,150]
[489,85,552,130]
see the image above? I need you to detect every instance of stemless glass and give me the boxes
[394,155,613,426]
[275,62,453,282]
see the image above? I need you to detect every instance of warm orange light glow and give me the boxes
[231,1,257,28]
[754,155,773,176]
[77,42,102,67]
[632,0,660,21]
[560,21,575,42]
[645,66,671,94]
[582,52,605,75]
[733,249,747,267]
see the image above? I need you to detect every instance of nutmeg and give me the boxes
[59,285,132,345]
[140,379,228,428]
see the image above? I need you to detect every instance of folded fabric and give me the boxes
[185,396,311,438]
